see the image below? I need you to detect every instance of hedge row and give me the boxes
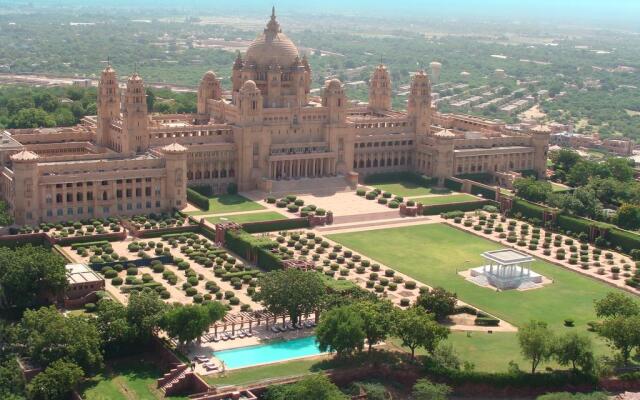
[187,188,209,211]
[224,229,282,270]
[242,218,310,234]
[455,172,494,184]
[606,227,640,254]
[364,171,437,187]
[475,316,500,326]
[136,225,198,239]
[422,200,496,216]
[71,240,109,250]
[470,184,497,201]
[511,198,546,220]
[425,365,598,389]
[444,178,463,192]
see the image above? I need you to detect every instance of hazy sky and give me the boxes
[7,0,640,27]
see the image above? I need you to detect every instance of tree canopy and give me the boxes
[0,245,67,313]
[26,360,83,400]
[264,374,348,400]
[517,320,554,373]
[20,306,103,372]
[394,307,449,361]
[316,305,365,358]
[160,302,226,345]
[256,269,326,324]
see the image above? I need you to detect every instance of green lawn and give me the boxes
[412,193,478,205]
[371,181,452,197]
[551,182,572,192]
[328,223,629,330]
[80,358,188,400]
[187,194,265,215]
[205,211,285,224]
[206,356,333,387]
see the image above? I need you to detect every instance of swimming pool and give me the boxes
[213,335,325,369]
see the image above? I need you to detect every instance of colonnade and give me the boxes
[269,157,336,180]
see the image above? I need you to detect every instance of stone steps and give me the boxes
[268,175,353,196]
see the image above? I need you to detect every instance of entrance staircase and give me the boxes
[268,175,354,196]
[157,363,188,394]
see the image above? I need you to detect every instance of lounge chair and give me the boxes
[270,326,279,333]
[212,336,220,343]
[238,331,246,338]
[245,330,253,337]
[203,363,218,371]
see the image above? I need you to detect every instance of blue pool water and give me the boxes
[213,335,324,369]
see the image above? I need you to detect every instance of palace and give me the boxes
[0,9,549,225]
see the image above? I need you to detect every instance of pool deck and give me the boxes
[185,322,319,376]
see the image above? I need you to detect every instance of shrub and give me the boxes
[400,298,411,307]
[126,267,138,276]
[229,297,240,305]
[405,281,417,289]
[185,287,197,296]
[111,277,123,285]
[84,303,96,312]
[475,317,500,326]
[356,188,366,196]
[564,319,575,327]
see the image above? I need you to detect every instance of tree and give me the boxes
[160,302,226,345]
[20,306,103,372]
[0,201,13,226]
[517,320,554,373]
[566,162,593,187]
[26,360,83,400]
[0,245,67,312]
[95,299,131,354]
[513,177,552,203]
[554,332,594,372]
[411,378,451,400]
[353,300,395,353]
[597,315,640,364]
[415,287,457,322]
[264,374,348,400]
[605,157,634,182]
[394,307,449,361]
[594,292,640,318]
[536,393,609,400]
[255,269,325,325]
[615,204,640,231]
[0,359,26,399]
[551,149,581,174]
[126,289,167,343]
[316,305,365,358]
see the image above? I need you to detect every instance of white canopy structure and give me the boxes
[470,249,542,290]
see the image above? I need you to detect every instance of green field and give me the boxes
[206,356,332,387]
[80,359,187,400]
[328,223,627,371]
[328,223,629,330]
[371,181,452,197]
[205,211,286,224]
[187,194,265,215]
[412,193,479,205]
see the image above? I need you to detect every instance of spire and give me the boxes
[265,6,281,35]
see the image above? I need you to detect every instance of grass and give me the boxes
[551,182,571,192]
[205,211,286,224]
[328,223,630,330]
[411,193,478,205]
[371,181,452,197]
[80,358,188,400]
[205,356,333,387]
[187,194,265,215]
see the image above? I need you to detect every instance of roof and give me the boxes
[161,142,187,153]
[65,263,104,285]
[10,150,39,162]
[481,249,534,266]
[245,8,299,67]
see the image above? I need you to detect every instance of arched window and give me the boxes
[212,170,219,178]
[187,171,193,180]
[102,191,108,200]
[195,171,202,180]
[220,169,227,178]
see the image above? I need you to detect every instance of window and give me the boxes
[145,187,151,196]
[117,190,122,198]
[136,203,142,209]
[102,206,109,214]
[135,188,142,197]
[101,180,108,186]
[56,194,63,203]
[126,189,132,198]
[76,193,83,202]
[67,208,73,215]
[146,201,151,209]
[88,206,93,214]
[46,210,53,217]
[77,207,83,215]
[127,203,132,210]
[66,193,73,202]
[87,192,93,201]
[155,200,161,208]
[57,209,63,216]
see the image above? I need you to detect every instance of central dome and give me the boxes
[245,8,299,67]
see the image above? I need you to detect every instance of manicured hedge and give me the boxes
[606,227,640,254]
[242,218,310,234]
[444,178,463,192]
[470,184,497,201]
[511,198,546,220]
[422,200,496,216]
[363,171,437,187]
[225,229,282,270]
[187,188,209,211]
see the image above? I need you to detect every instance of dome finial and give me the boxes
[265,6,280,34]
